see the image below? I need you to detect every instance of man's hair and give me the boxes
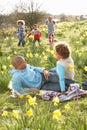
[12,56,24,68]
[55,42,71,59]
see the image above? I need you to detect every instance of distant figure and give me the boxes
[27,24,41,45]
[46,16,55,45]
[16,20,26,47]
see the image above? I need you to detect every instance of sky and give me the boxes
[0,0,87,15]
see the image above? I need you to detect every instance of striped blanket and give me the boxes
[40,83,87,102]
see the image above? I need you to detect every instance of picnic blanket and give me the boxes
[39,83,87,102]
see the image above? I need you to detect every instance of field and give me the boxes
[0,20,87,130]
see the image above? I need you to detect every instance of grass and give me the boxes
[0,20,87,130]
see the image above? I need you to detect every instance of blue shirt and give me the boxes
[9,64,45,94]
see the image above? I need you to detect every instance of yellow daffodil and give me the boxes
[5,37,9,41]
[52,96,60,106]
[39,90,47,96]
[12,110,19,118]
[29,53,33,58]
[26,108,33,117]
[2,111,8,117]
[43,56,47,60]
[1,71,4,75]
[53,109,61,121]
[26,53,29,58]
[2,65,7,70]
[19,95,24,99]
[84,66,87,72]
[14,51,17,54]
[65,104,71,112]
[35,53,38,58]
[9,64,13,69]
[7,56,11,60]
[26,94,32,99]
[28,97,37,106]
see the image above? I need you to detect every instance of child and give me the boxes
[27,24,41,45]
[9,55,61,95]
[46,16,55,45]
[50,41,75,94]
[16,20,26,47]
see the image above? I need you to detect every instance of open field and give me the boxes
[0,20,87,130]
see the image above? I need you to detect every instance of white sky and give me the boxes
[0,0,87,15]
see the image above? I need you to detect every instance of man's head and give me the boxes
[12,56,26,70]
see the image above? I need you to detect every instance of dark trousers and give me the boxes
[41,72,74,92]
[18,35,25,46]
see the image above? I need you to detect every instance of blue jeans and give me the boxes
[18,35,25,46]
[41,72,74,92]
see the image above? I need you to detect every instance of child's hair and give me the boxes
[33,24,38,27]
[12,56,24,68]
[55,41,71,59]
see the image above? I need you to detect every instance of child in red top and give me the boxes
[27,24,41,44]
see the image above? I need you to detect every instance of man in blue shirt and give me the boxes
[9,55,59,95]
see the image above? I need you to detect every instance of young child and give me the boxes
[16,20,26,47]
[46,16,55,45]
[9,55,61,95]
[50,41,75,94]
[27,24,41,45]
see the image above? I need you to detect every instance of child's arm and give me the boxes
[57,64,66,92]
[26,33,31,38]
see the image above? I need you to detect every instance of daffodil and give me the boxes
[26,94,32,99]
[29,53,33,58]
[84,66,87,72]
[2,111,8,117]
[43,56,47,60]
[7,56,11,60]
[2,65,7,70]
[39,90,46,96]
[28,97,37,106]
[1,71,4,75]
[26,108,33,117]
[53,109,61,121]
[9,64,13,69]
[35,53,38,57]
[14,51,17,54]
[12,110,19,118]
[19,95,24,99]
[26,53,29,58]
[65,104,71,111]
[52,96,60,106]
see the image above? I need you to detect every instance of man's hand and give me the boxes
[43,69,50,79]
[30,88,40,93]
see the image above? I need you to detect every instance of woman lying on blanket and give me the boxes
[48,41,75,94]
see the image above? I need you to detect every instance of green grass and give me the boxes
[0,20,87,130]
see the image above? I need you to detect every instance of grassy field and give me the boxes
[0,20,87,130]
